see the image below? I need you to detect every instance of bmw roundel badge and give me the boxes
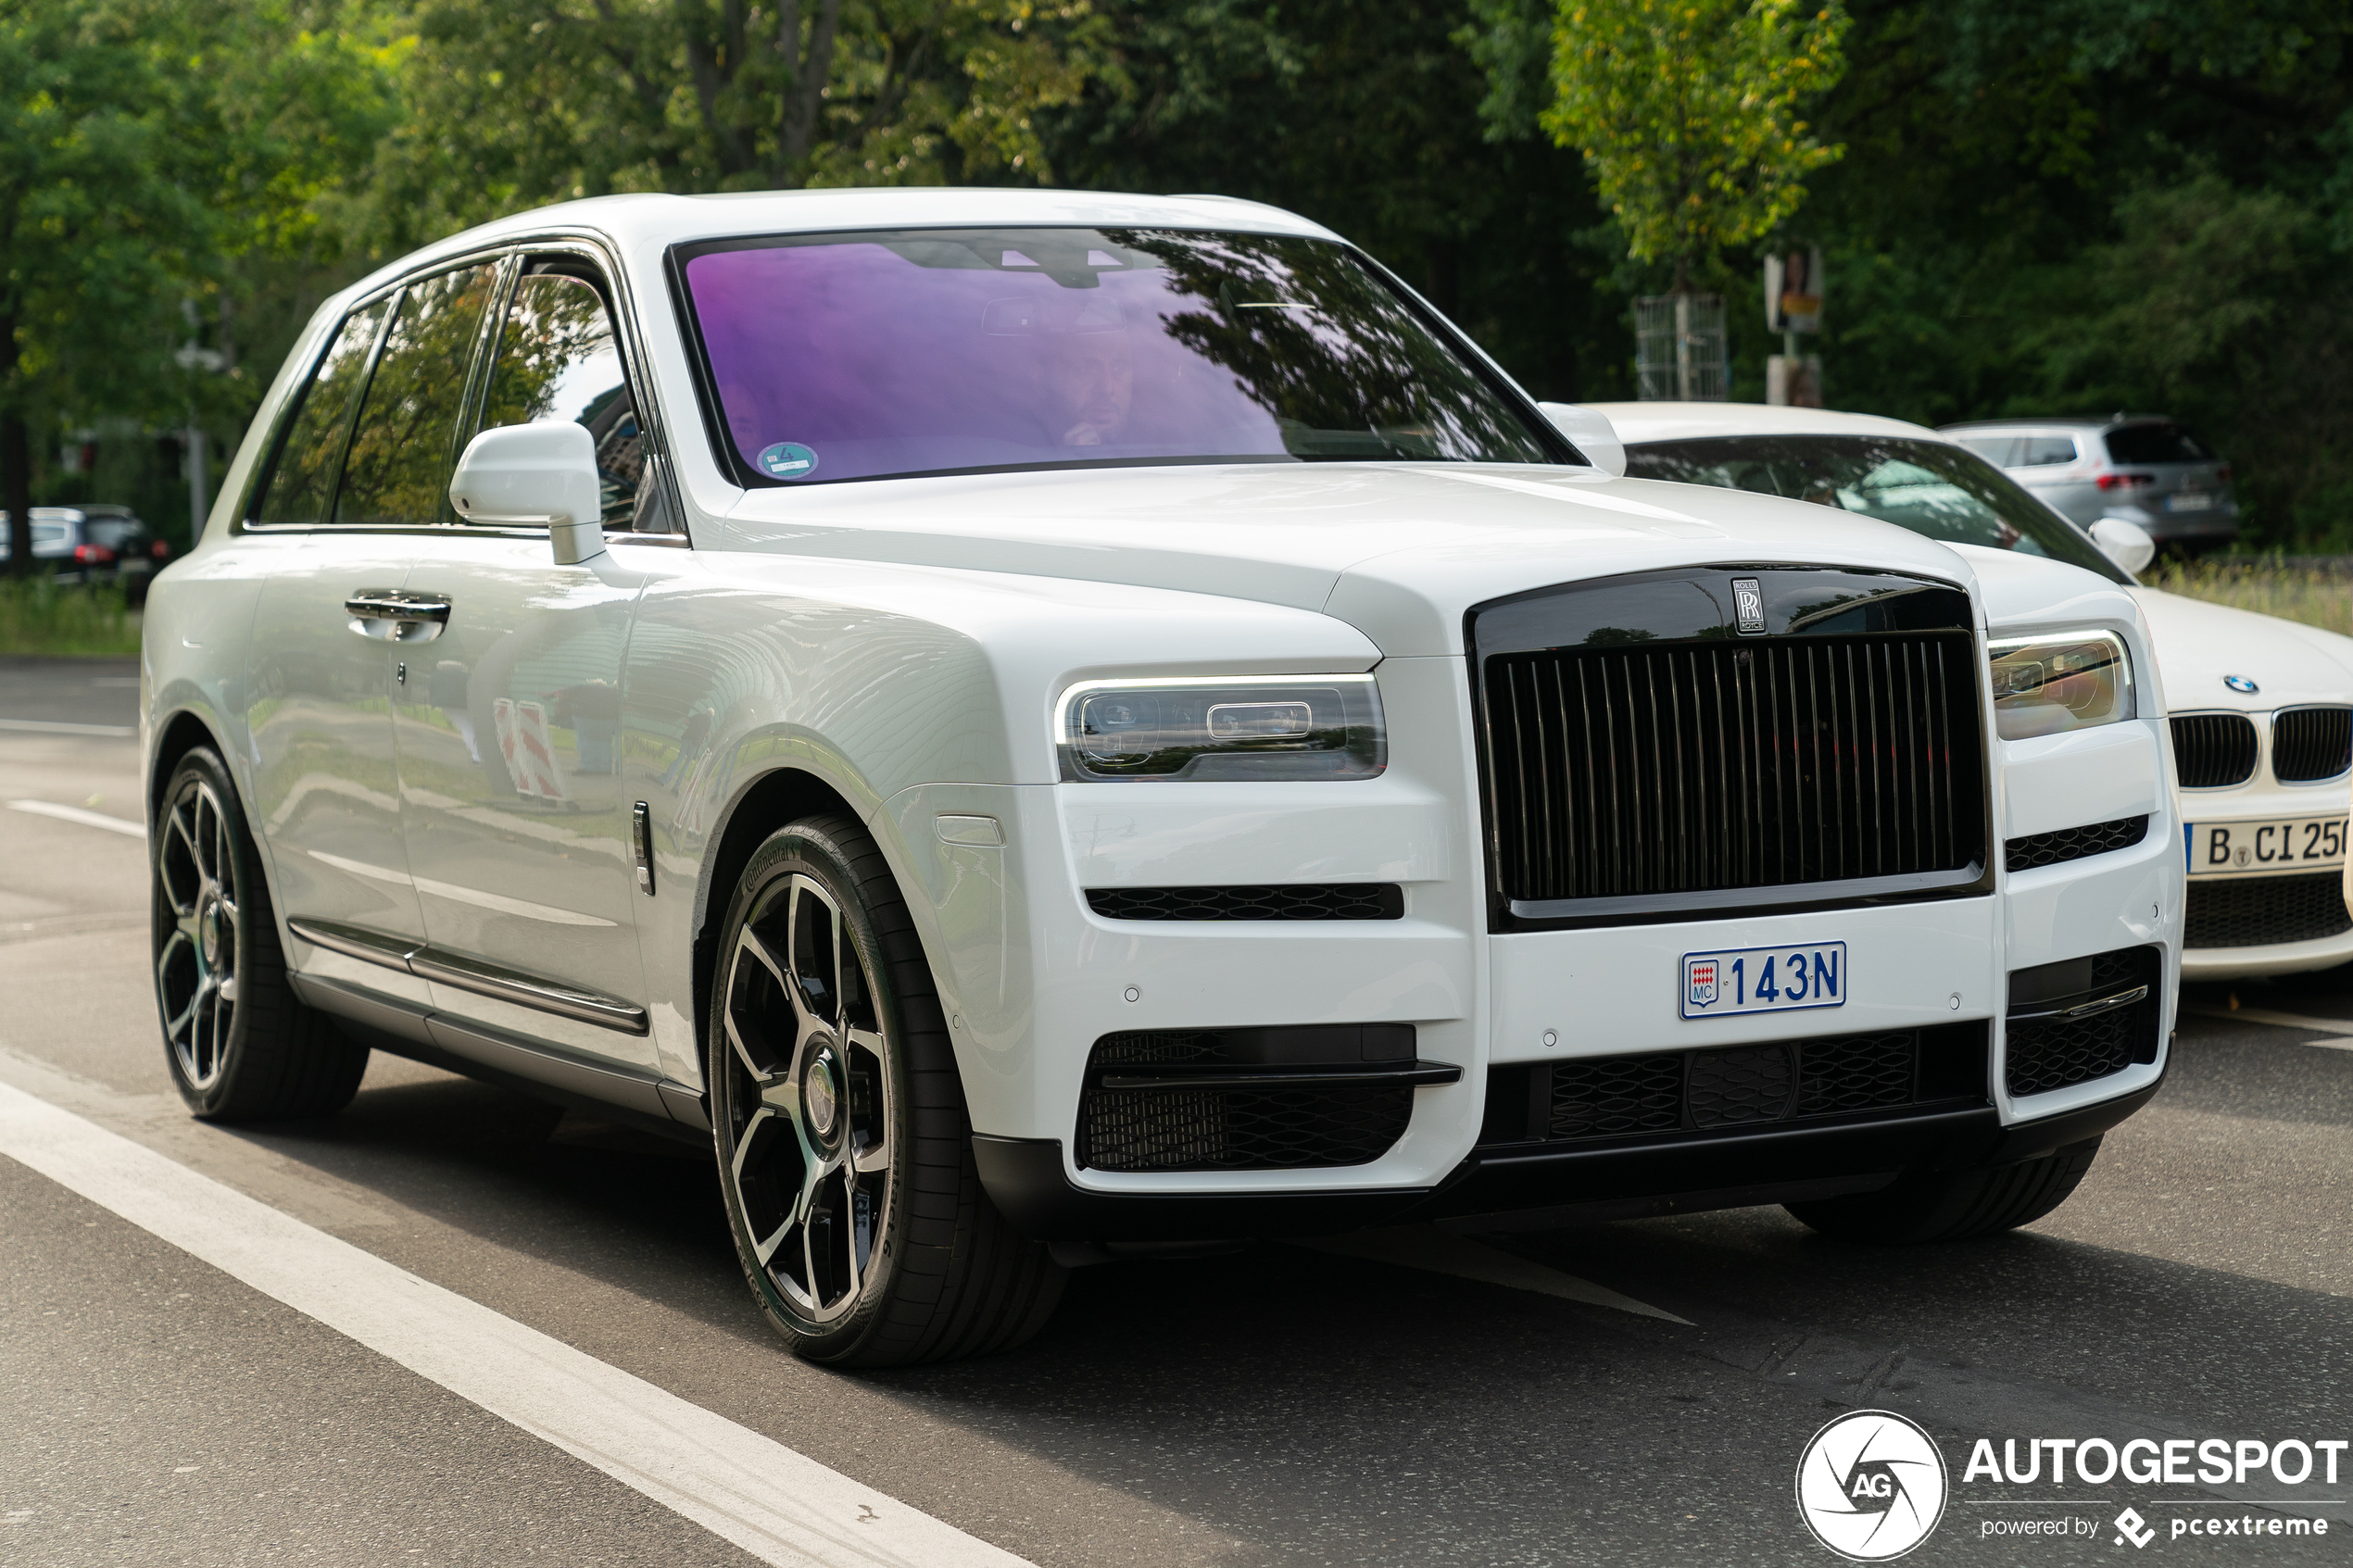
[2223,674,2259,694]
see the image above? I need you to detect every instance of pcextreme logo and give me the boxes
[1796,1410,1951,1561]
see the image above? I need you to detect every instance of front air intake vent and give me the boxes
[1076,1025,1456,1172]
[2272,707,2353,784]
[2004,945,2162,1098]
[1086,884,1403,922]
[2170,713,2259,788]
[2006,815,2148,872]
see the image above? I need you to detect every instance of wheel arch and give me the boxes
[147,709,229,830]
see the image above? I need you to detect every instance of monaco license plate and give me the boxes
[2185,816,2347,878]
[1681,942,1847,1020]
[2168,491,2214,512]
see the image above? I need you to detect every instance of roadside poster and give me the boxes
[1765,247,1825,332]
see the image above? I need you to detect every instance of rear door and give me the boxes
[391,257,654,1068]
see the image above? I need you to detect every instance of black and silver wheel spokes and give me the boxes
[155,779,239,1090]
[721,873,894,1324]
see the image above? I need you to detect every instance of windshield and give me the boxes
[678,227,1561,486]
[1621,434,2128,583]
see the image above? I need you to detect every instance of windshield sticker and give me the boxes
[756,442,819,481]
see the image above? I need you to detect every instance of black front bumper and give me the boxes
[972,1076,2160,1242]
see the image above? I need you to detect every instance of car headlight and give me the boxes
[1057,674,1386,781]
[1988,632,2133,741]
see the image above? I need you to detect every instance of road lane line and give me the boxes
[7,799,145,838]
[2183,1003,2353,1047]
[0,718,136,737]
[0,1078,1033,1568]
[1298,1226,1693,1323]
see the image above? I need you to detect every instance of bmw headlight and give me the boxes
[1987,632,2133,741]
[1057,675,1386,782]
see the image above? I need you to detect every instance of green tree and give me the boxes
[1535,0,1849,290]
[367,0,1112,248]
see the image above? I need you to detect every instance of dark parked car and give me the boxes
[0,505,170,596]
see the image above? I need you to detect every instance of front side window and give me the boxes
[1621,434,2127,583]
[254,299,389,527]
[336,264,499,527]
[480,272,643,527]
[677,227,1559,487]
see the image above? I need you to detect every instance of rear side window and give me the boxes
[2020,434,2079,466]
[479,272,643,527]
[254,300,390,527]
[1954,436,2016,467]
[335,264,500,527]
[2105,423,2209,464]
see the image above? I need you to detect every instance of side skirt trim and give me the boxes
[288,917,648,1035]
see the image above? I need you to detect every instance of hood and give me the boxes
[2131,587,2353,710]
[723,462,1987,656]
[1946,544,2138,635]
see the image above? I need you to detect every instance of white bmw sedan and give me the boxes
[144,192,2178,1366]
[1598,402,2353,983]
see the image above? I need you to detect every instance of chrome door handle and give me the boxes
[346,589,452,643]
[344,590,451,622]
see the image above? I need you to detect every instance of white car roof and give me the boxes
[345,189,1341,301]
[1585,401,1952,447]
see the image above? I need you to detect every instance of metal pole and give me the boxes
[1676,295,1692,401]
[186,414,207,540]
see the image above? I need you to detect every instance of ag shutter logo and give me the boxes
[1795,1410,1949,1561]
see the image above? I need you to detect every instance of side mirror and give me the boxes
[1535,403,1626,478]
[449,423,606,565]
[2090,516,2156,577]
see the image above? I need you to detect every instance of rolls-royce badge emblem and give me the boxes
[2223,674,2259,694]
[1732,577,1768,634]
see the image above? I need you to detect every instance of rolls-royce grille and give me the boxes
[1482,633,1985,909]
[2272,707,2353,783]
[2184,872,2353,948]
[2171,713,2258,787]
[1475,1022,1989,1148]
[2006,814,2148,872]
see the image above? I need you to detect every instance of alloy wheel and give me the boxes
[155,776,240,1090]
[719,872,896,1325]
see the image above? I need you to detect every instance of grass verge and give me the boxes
[2145,556,2353,638]
[0,577,143,656]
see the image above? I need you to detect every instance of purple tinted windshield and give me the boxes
[680,228,1556,486]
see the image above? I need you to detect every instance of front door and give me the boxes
[393,263,653,1067]
[241,294,435,1001]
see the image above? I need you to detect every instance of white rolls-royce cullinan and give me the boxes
[142,190,2182,1365]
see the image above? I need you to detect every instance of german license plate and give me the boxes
[2185,816,2347,878]
[1681,942,1847,1020]
[2168,491,2213,512]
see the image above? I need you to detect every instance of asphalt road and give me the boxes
[2,655,2348,1566]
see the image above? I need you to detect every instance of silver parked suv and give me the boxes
[1942,415,2237,553]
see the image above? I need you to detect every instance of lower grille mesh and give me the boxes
[1078,1028,1420,1172]
[2184,872,2353,949]
[1487,1023,1986,1149]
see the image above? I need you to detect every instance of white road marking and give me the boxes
[1299,1226,1692,1324]
[2183,1003,2353,1048]
[7,799,145,838]
[0,1079,1032,1568]
[0,717,136,737]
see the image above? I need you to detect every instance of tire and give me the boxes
[152,747,370,1119]
[1783,1137,2103,1245]
[708,814,1065,1366]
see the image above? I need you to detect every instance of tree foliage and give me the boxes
[1533,0,1849,285]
